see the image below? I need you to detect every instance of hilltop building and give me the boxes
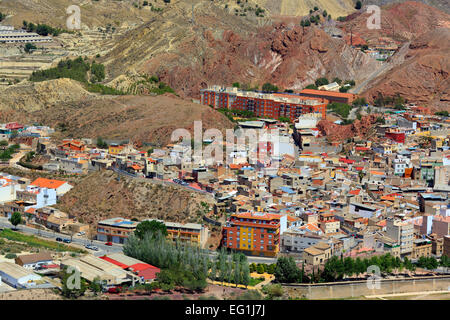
[201,86,328,122]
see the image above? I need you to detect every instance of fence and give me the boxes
[282,275,450,299]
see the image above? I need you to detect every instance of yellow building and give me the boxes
[108,144,124,155]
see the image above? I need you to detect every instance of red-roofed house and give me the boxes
[30,178,72,196]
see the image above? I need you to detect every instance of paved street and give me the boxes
[0,217,123,256]
[0,217,279,264]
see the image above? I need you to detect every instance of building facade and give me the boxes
[222,212,287,257]
[201,86,328,122]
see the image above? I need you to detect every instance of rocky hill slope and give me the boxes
[363,28,450,110]
[0,78,234,146]
[56,170,216,226]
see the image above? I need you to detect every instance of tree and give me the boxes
[232,82,240,88]
[233,260,241,287]
[256,263,265,274]
[134,220,168,240]
[241,260,251,288]
[10,212,22,230]
[355,1,362,9]
[274,257,300,283]
[313,6,319,11]
[96,137,108,149]
[315,77,329,87]
[322,10,327,17]
[435,111,449,117]
[24,43,37,54]
[305,84,317,89]
[90,276,103,295]
[262,83,279,92]
[61,268,87,299]
[343,257,355,276]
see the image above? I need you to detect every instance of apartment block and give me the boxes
[222,212,287,257]
[145,219,209,248]
[201,86,328,122]
[96,217,139,244]
[386,218,414,257]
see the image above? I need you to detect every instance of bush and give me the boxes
[5,253,17,259]
[315,77,329,87]
[261,83,279,92]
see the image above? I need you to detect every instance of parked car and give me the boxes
[63,239,71,243]
[105,242,113,246]
[107,286,122,294]
[56,237,63,242]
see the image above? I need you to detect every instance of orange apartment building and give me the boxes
[96,217,139,244]
[145,219,209,248]
[201,86,328,122]
[221,212,287,257]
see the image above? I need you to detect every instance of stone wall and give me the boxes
[283,276,450,299]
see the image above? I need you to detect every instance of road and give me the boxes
[0,217,123,256]
[0,217,278,264]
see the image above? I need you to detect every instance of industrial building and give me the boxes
[0,26,52,43]
[0,262,45,289]
[60,254,141,287]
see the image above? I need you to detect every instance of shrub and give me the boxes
[5,253,17,259]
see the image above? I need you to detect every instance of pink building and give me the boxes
[432,216,450,238]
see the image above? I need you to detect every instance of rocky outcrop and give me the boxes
[56,170,216,226]
[363,28,450,110]
[317,114,380,142]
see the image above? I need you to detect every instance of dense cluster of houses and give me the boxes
[0,102,449,275]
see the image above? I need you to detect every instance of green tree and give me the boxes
[24,43,37,54]
[241,260,251,288]
[256,263,265,274]
[262,83,279,92]
[274,257,300,283]
[10,212,22,230]
[90,276,103,295]
[305,84,317,89]
[96,137,108,149]
[355,1,362,9]
[134,220,168,240]
[315,77,329,87]
[61,267,87,299]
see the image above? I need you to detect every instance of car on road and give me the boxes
[63,239,71,243]
[105,242,113,246]
[56,237,63,242]
[85,244,99,251]
[77,231,86,236]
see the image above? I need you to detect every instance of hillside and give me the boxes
[56,170,216,226]
[363,28,450,110]
[19,92,234,146]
